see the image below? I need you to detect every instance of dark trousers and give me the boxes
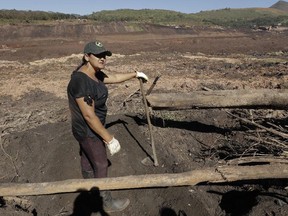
[77,136,108,178]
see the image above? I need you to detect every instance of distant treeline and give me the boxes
[89,9,191,23]
[1,8,288,28]
[89,8,288,28]
[0,9,80,21]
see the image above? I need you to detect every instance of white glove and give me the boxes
[106,137,121,156]
[136,71,148,82]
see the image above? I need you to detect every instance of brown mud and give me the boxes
[0,22,287,215]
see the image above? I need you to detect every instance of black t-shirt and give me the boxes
[67,70,108,138]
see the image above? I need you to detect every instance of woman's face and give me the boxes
[88,53,107,70]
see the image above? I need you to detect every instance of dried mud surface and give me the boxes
[0,23,288,216]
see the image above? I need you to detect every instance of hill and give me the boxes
[191,7,288,28]
[270,0,288,12]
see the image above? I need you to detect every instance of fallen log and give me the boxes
[0,164,287,196]
[226,156,288,165]
[146,89,288,110]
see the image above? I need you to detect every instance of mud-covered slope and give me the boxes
[0,22,198,41]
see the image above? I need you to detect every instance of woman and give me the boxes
[67,41,148,212]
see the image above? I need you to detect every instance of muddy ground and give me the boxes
[0,22,288,216]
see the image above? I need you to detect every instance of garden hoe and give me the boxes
[138,77,159,167]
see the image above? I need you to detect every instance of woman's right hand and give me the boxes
[135,71,148,82]
[106,137,121,156]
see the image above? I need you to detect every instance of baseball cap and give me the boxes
[84,41,112,56]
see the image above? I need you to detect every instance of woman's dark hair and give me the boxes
[75,55,89,71]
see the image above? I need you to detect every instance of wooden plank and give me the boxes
[0,164,287,196]
[146,89,288,110]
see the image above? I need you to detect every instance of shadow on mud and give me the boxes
[106,118,153,160]
[218,190,259,215]
[127,114,231,135]
[106,114,230,135]
[159,207,187,216]
[70,187,109,216]
[209,187,288,216]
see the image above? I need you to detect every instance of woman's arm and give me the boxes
[103,71,148,84]
[103,72,137,84]
[76,97,113,142]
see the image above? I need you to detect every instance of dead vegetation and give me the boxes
[199,109,288,161]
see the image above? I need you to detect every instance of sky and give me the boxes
[0,0,280,15]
